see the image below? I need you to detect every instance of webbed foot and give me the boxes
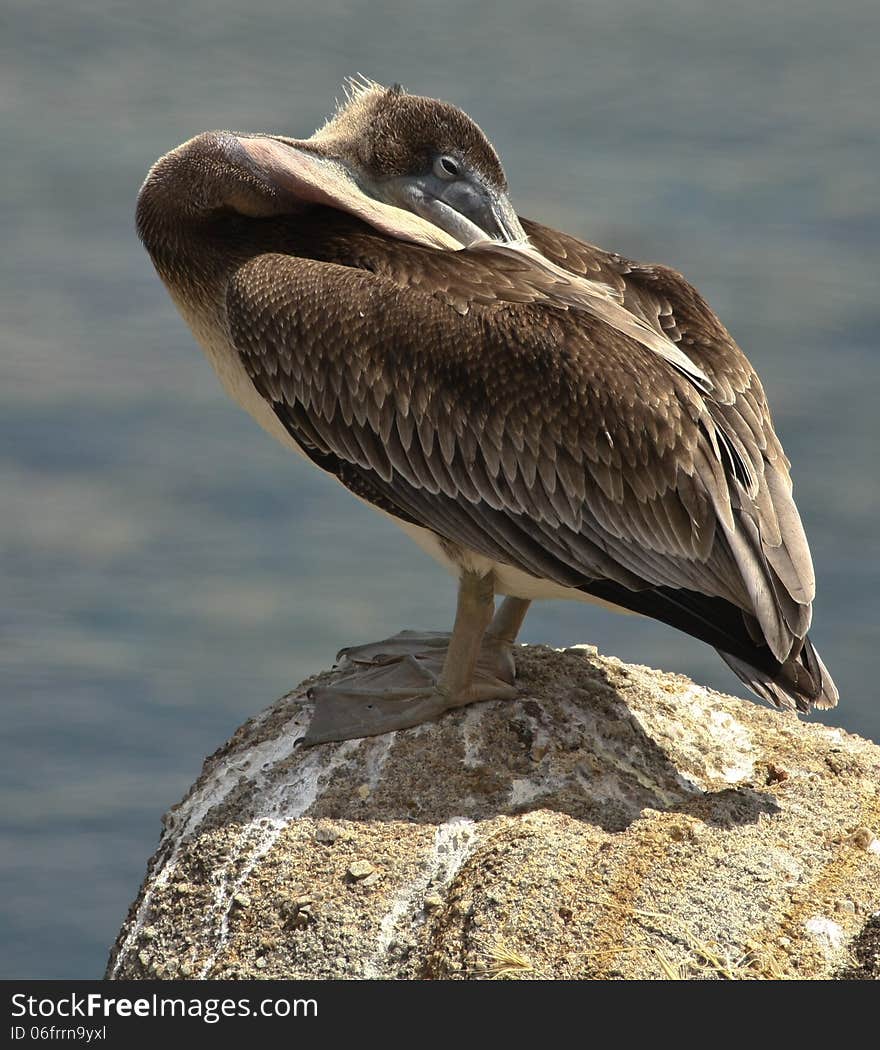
[303,634,518,745]
[300,586,531,746]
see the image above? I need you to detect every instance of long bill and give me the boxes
[238,136,464,251]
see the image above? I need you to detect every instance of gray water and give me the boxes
[2,0,878,978]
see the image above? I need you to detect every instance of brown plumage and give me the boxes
[137,80,837,739]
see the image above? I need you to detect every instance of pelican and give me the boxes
[136,79,837,745]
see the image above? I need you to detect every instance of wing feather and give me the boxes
[225,212,827,704]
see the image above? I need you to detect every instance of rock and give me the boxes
[315,822,341,844]
[105,644,880,980]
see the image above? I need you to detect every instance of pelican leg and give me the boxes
[483,596,531,683]
[303,572,520,745]
[487,596,531,641]
[332,596,532,681]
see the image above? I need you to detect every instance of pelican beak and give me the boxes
[492,199,526,243]
[366,171,527,248]
[236,135,463,250]
[449,186,525,245]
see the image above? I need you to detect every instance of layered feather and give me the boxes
[222,208,836,711]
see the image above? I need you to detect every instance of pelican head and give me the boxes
[236,80,526,249]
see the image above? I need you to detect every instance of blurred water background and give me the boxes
[2,0,878,977]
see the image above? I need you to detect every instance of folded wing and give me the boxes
[226,214,837,710]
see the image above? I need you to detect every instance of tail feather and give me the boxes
[719,636,838,713]
[579,578,837,713]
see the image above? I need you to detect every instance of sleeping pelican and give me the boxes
[136,79,837,744]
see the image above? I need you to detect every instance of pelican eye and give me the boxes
[433,155,461,180]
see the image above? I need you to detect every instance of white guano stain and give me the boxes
[110,704,310,977]
[461,705,487,769]
[111,693,396,978]
[686,687,756,784]
[362,817,479,979]
[561,695,700,806]
[362,733,395,790]
[196,732,396,977]
[509,778,545,809]
[804,916,845,954]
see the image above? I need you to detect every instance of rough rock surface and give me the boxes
[107,644,880,980]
